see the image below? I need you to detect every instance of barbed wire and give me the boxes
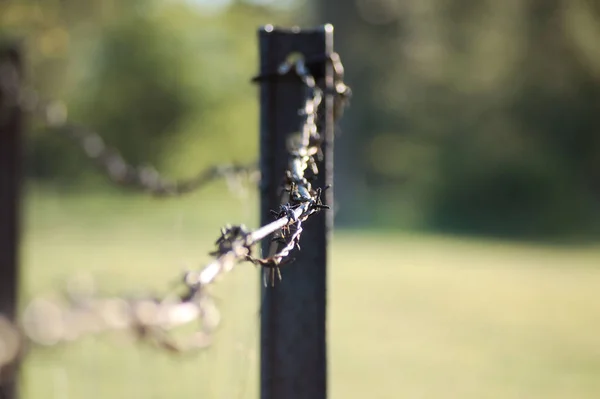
[0,52,349,376]
[20,92,260,197]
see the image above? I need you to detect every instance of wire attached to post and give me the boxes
[0,50,350,375]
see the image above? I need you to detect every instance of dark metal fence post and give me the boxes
[0,43,22,399]
[258,25,335,399]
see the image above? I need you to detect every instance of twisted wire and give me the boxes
[20,92,259,196]
[0,52,349,375]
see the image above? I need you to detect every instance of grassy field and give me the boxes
[17,187,600,398]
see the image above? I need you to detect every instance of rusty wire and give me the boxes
[0,52,349,375]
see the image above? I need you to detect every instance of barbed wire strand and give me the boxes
[0,52,349,378]
[19,93,259,197]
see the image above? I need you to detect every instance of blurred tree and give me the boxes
[5,0,600,238]
[0,0,294,185]
[318,0,600,239]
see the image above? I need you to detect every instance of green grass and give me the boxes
[18,187,600,398]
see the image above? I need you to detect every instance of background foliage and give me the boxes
[3,0,600,239]
[321,0,600,239]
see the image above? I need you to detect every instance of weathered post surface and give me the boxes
[0,43,23,399]
[258,25,335,399]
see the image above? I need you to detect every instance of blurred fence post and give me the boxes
[0,43,22,399]
[258,25,335,399]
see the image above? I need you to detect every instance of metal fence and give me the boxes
[0,25,349,399]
